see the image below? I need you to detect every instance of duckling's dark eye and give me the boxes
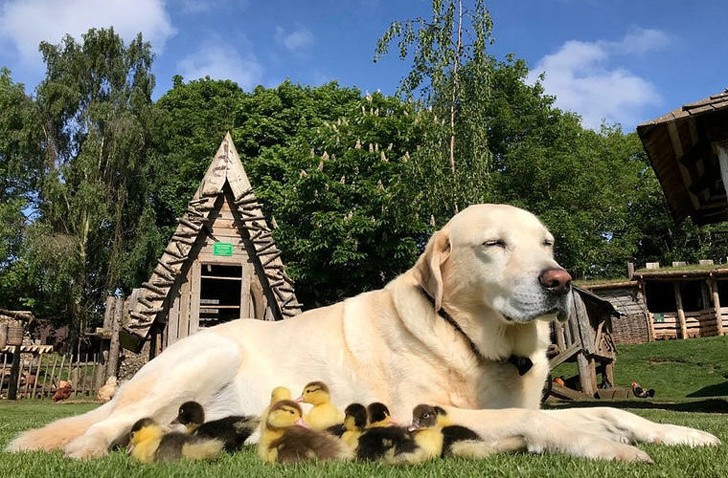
[422,413,430,419]
[483,240,506,248]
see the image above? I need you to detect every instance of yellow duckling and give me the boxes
[296,381,344,431]
[366,402,396,428]
[408,404,526,460]
[258,399,352,464]
[173,401,259,452]
[128,417,224,463]
[341,403,368,450]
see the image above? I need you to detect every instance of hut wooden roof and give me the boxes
[123,133,301,341]
[637,89,728,225]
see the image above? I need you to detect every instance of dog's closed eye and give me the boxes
[483,239,506,248]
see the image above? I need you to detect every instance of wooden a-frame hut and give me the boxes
[121,133,302,354]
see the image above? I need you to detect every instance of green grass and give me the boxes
[2,336,728,477]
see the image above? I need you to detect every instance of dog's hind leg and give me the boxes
[5,399,115,452]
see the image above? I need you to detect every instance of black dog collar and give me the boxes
[419,287,533,376]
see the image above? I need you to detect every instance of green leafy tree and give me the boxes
[24,28,157,333]
[0,69,44,308]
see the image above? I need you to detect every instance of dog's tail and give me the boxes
[5,399,116,452]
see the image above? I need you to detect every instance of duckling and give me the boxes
[409,404,526,459]
[128,417,224,463]
[258,399,352,463]
[173,401,259,452]
[366,402,396,428]
[355,403,417,461]
[297,381,344,431]
[340,403,368,450]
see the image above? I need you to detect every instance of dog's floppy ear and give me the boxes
[413,229,451,311]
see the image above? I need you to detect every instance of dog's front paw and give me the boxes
[652,425,720,447]
[64,435,109,459]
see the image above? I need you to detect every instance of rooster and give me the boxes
[631,381,655,398]
[52,380,73,402]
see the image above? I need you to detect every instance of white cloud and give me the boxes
[528,29,669,130]
[0,0,175,66]
[274,25,313,55]
[177,42,263,91]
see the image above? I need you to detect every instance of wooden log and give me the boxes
[0,322,7,349]
[0,352,7,394]
[189,197,213,206]
[258,247,281,258]
[255,242,277,254]
[239,215,266,223]
[153,268,176,282]
[177,217,202,231]
[46,354,58,398]
[138,296,155,309]
[107,297,122,379]
[103,296,115,329]
[234,188,254,203]
[144,294,166,301]
[156,259,177,274]
[8,344,21,400]
[235,196,260,206]
[673,282,688,339]
[186,206,205,218]
[164,247,183,259]
[174,242,189,257]
[262,251,283,267]
[709,277,724,336]
[171,234,196,244]
[142,282,167,295]
[576,352,597,398]
[152,278,175,287]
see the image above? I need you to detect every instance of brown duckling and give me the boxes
[128,417,224,463]
[258,399,352,464]
[173,401,259,452]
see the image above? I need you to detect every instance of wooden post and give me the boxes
[107,298,122,379]
[576,352,597,397]
[0,322,7,349]
[673,282,688,339]
[708,277,723,336]
[8,344,21,400]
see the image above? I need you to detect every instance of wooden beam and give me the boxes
[673,282,688,339]
[708,277,724,336]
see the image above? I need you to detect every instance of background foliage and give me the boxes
[1,6,726,337]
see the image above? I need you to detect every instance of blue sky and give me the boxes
[0,0,726,132]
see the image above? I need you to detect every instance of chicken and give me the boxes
[52,381,73,402]
[632,381,655,398]
[96,376,118,402]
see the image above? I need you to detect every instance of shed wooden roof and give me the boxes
[637,89,728,225]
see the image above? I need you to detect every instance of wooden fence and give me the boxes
[651,307,727,340]
[0,347,108,400]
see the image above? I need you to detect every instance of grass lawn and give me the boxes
[1,336,727,477]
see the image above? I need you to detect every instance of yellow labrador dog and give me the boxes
[7,204,719,460]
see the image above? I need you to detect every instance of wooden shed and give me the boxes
[637,89,728,225]
[121,134,302,355]
[584,263,728,342]
[581,280,653,344]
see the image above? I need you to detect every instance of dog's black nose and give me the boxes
[539,268,572,296]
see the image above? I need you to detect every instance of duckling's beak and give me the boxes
[295,417,310,429]
[407,420,420,432]
[126,443,134,455]
[294,396,304,403]
[170,417,180,425]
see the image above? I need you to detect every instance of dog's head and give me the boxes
[413,204,572,324]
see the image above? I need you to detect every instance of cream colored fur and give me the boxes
[6,204,719,461]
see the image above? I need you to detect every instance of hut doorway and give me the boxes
[199,263,245,328]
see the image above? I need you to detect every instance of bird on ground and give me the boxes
[128,417,224,463]
[632,381,655,398]
[173,401,259,452]
[52,380,73,402]
[340,403,368,450]
[409,404,526,459]
[258,399,352,463]
[366,402,396,428]
[355,402,417,461]
[296,381,344,431]
[96,376,118,402]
